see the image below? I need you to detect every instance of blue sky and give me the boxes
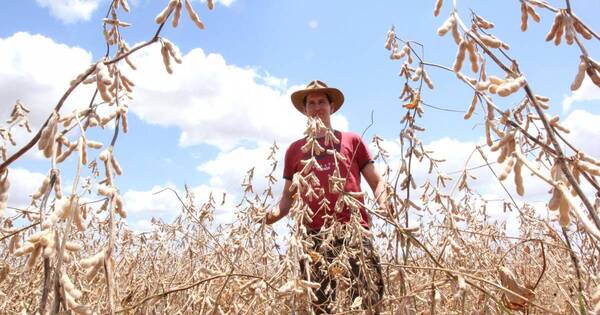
[2,0,600,231]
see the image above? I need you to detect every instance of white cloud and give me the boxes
[126,44,349,150]
[563,109,600,158]
[36,0,100,24]
[308,19,319,29]
[562,77,600,112]
[5,168,47,208]
[198,0,236,7]
[0,32,95,159]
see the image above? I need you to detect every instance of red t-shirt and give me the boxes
[283,130,373,231]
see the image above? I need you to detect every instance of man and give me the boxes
[264,80,390,314]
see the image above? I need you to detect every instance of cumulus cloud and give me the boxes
[125,44,349,150]
[36,0,100,24]
[198,0,236,7]
[0,32,95,159]
[5,168,47,208]
[562,77,600,112]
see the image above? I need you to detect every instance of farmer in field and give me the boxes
[264,80,390,314]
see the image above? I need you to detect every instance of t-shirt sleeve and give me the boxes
[355,136,374,171]
[283,144,296,180]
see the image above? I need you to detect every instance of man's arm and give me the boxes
[266,179,293,224]
[361,163,394,217]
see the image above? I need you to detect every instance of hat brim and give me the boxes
[291,88,344,115]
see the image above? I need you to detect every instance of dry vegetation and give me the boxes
[1,0,600,314]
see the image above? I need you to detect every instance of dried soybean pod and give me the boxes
[548,188,561,210]
[207,0,214,10]
[514,160,524,196]
[0,169,9,216]
[184,0,205,29]
[466,40,478,73]
[485,120,493,147]
[586,67,600,87]
[433,0,443,16]
[526,5,540,22]
[451,19,461,45]
[475,15,495,29]
[172,0,182,28]
[53,170,62,199]
[499,156,516,181]
[545,12,562,42]
[155,0,177,24]
[464,94,478,120]
[553,13,565,46]
[558,191,570,226]
[480,34,503,49]
[437,15,455,36]
[161,44,173,74]
[571,58,587,91]
[422,69,434,90]
[111,153,123,176]
[520,1,528,32]
[453,40,467,73]
[119,0,130,12]
[564,15,575,45]
[574,21,593,40]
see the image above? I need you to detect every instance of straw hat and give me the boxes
[290,80,345,115]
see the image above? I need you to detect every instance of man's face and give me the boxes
[305,92,332,123]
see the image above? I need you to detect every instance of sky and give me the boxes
[1,0,600,232]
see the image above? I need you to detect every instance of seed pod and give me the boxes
[520,1,528,32]
[433,0,443,16]
[207,0,214,10]
[526,5,540,22]
[586,67,600,88]
[476,80,491,91]
[26,244,42,269]
[485,120,493,147]
[111,154,123,176]
[172,0,182,28]
[451,20,461,45]
[564,15,575,45]
[545,12,562,42]
[548,188,561,210]
[464,93,478,120]
[80,250,105,268]
[184,0,205,29]
[558,191,570,226]
[514,160,524,196]
[475,15,494,29]
[0,170,8,216]
[53,170,62,199]
[466,40,478,73]
[32,176,51,200]
[163,39,183,64]
[8,233,20,254]
[38,113,58,152]
[479,34,503,49]
[499,156,516,181]
[65,241,82,252]
[115,194,127,219]
[553,14,565,46]
[453,40,467,73]
[161,44,173,74]
[57,143,77,164]
[155,0,177,24]
[570,58,587,91]
[119,0,130,12]
[385,28,395,50]
[574,21,593,40]
[422,69,434,90]
[437,15,455,37]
